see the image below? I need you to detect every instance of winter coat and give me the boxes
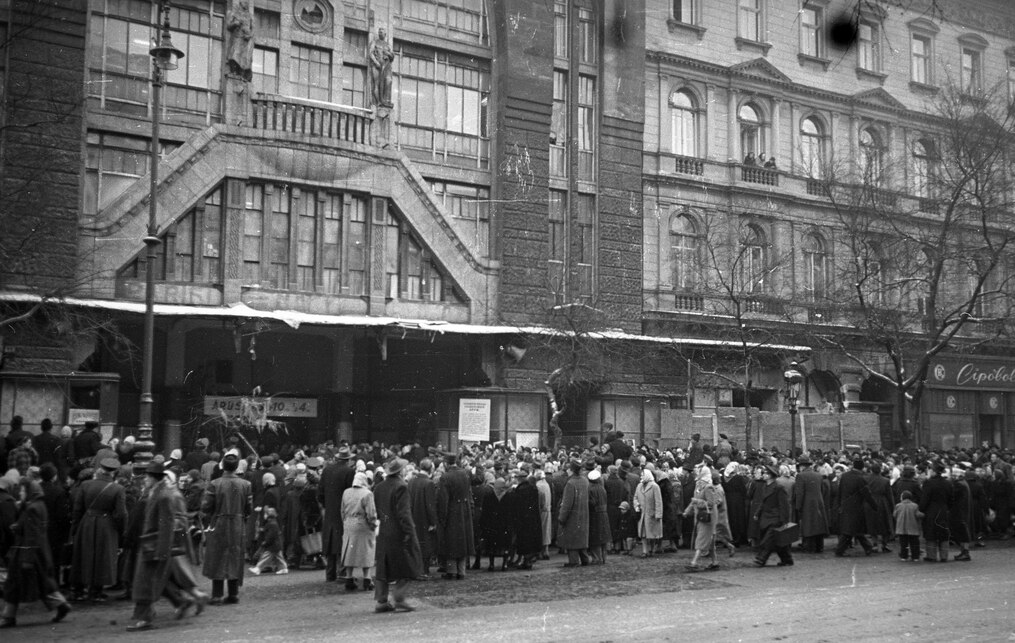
[4,483,61,605]
[40,480,71,564]
[893,477,922,506]
[919,475,951,542]
[746,478,765,542]
[373,474,422,582]
[683,483,718,552]
[836,468,875,536]
[480,487,512,554]
[437,465,475,559]
[536,478,552,547]
[864,474,894,538]
[132,483,180,604]
[634,479,663,540]
[756,480,791,532]
[949,479,972,543]
[318,461,356,556]
[587,478,612,548]
[408,474,438,562]
[793,470,828,538]
[201,472,252,580]
[659,476,681,540]
[714,482,732,543]
[893,499,923,536]
[604,473,628,541]
[471,479,493,549]
[557,474,590,550]
[340,486,377,569]
[512,479,543,556]
[723,474,749,545]
[71,474,126,587]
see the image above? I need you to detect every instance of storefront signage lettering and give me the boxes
[203,396,318,418]
[929,359,1015,391]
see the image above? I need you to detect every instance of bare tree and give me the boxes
[809,80,1015,444]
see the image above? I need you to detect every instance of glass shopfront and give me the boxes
[923,358,1015,450]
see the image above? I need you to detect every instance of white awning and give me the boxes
[0,292,811,351]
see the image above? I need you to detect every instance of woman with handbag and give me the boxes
[682,465,719,571]
[340,472,377,591]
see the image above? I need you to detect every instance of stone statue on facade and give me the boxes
[368,27,395,108]
[226,0,254,81]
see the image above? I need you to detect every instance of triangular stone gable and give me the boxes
[851,87,906,110]
[729,58,791,83]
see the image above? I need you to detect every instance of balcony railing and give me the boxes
[251,94,372,145]
[674,293,705,311]
[742,295,785,315]
[741,165,779,186]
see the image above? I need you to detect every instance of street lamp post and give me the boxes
[784,363,804,457]
[135,1,184,470]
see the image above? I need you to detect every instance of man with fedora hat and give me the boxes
[318,445,356,582]
[437,451,475,580]
[793,455,828,553]
[70,457,127,602]
[753,465,794,567]
[373,458,421,613]
[833,459,876,558]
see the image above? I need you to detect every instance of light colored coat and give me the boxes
[536,477,552,547]
[893,499,923,536]
[634,479,663,540]
[340,486,377,569]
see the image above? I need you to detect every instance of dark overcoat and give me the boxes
[893,477,922,505]
[557,474,589,550]
[793,469,828,538]
[480,489,511,554]
[746,478,765,542]
[4,488,61,604]
[919,475,951,541]
[511,479,543,556]
[949,478,972,543]
[132,484,180,603]
[756,480,791,531]
[587,478,612,547]
[723,474,749,545]
[437,465,475,559]
[836,468,875,536]
[201,472,252,580]
[659,476,681,541]
[604,473,628,540]
[373,474,422,582]
[318,462,356,555]
[407,474,438,561]
[864,474,894,538]
[71,474,126,587]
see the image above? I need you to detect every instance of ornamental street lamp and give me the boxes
[784,362,804,457]
[135,1,184,470]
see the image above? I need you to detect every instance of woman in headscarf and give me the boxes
[633,468,662,558]
[480,478,512,571]
[682,465,719,571]
[340,472,377,591]
[658,469,681,553]
[586,468,611,564]
[1,478,72,628]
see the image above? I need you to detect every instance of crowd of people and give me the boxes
[1,415,1014,630]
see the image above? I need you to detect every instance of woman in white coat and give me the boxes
[340,472,377,591]
[634,468,663,558]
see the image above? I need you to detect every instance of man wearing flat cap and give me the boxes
[373,458,421,612]
[70,457,127,602]
[318,445,356,582]
[201,453,252,604]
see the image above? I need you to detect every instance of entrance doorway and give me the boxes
[979,414,1002,448]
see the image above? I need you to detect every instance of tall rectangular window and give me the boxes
[384,210,401,298]
[550,70,568,177]
[738,0,761,41]
[553,1,568,59]
[800,6,822,57]
[548,190,566,299]
[674,0,695,23]
[858,22,878,71]
[291,44,332,101]
[347,197,368,295]
[577,75,595,181]
[269,186,291,288]
[252,47,279,94]
[202,189,223,280]
[254,9,280,39]
[911,35,931,84]
[1008,57,1015,104]
[962,48,982,94]
[577,8,596,64]
[576,193,594,300]
[321,194,342,294]
[243,185,264,283]
[163,3,224,121]
[296,194,316,291]
[341,64,367,107]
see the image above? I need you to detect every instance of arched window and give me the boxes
[800,117,825,178]
[742,223,768,293]
[670,89,699,157]
[669,213,698,290]
[912,139,936,198]
[739,103,765,162]
[859,127,884,185]
[802,232,828,301]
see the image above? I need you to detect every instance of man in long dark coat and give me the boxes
[127,463,179,631]
[511,470,543,568]
[754,465,793,567]
[373,458,421,613]
[833,459,876,557]
[71,458,126,602]
[407,458,438,578]
[318,447,356,582]
[557,460,590,566]
[437,452,474,579]
[201,453,252,604]
[793,456,828,553]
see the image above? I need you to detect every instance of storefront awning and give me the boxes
[0,292,811,352]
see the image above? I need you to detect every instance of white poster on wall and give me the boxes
[458,398,491,442]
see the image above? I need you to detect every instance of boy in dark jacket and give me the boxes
[248,507,288,575]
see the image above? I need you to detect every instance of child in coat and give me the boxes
[617,501,634,555]
[249,507,288,575]
[893,490,924,562]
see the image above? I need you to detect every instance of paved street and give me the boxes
[9,540,1015,642]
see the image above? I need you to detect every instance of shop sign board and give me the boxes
[203,396,318,417]
[928,358,1015,391]
[458,398,491,442]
